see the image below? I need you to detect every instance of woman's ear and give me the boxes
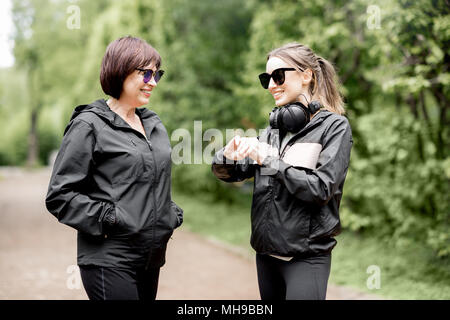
[301,69,313,86]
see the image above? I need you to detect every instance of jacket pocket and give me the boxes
[99,202,117,235]
[108,205,138,237]
[153,206,177,248]
[275,204,311,254]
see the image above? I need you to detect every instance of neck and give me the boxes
[296,92,320,119]
[106,97,137,120]
[296,92,311,107]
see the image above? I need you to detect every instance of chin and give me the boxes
[137,97,149,106]
[275,99,288,107]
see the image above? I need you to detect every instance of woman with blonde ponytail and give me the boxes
[212,42,353,300]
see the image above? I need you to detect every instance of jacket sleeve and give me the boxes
[211,147,257,182]
[261,117,353,206]
[45,119,115,236]
[171,200,184,228]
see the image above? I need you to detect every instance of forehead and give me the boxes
[141,61,157,71]
[266,56,291,73]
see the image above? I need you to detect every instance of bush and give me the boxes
[37,107,63,166]
[342,108,450,258]
[0,110,29,166]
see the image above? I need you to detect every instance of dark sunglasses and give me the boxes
[258,68,297,89]
[136,68,165,84]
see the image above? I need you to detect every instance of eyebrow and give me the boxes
[136,68,156,72]
[266,67,297,73]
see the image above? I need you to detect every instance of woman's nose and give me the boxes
[268,77,276,90]
[148,76,157,86]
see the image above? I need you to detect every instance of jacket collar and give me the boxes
[270,109,333,154]
[297,109,330,133]
[71,99,161,138]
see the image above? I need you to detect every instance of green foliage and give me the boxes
[36,106,64,165]
[0,67,29,165]
[145,0,255,131]
[172,163,254,205]
[342,106,449,257]
[0,110,29,166]
[329,231,450,299]
[172,191,253,248]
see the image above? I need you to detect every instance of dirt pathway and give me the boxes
[0,168,380,300]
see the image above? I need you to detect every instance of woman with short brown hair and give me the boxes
[46,36,182,300]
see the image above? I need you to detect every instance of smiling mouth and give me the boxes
[273,91,283,99]
[141,89,151,96]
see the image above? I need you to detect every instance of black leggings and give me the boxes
[79,265,160,300]
[256,253,331,300]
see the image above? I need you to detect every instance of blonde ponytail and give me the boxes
[316,56,345,115]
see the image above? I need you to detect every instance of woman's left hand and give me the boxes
[236,137,278,165]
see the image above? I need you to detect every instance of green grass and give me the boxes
[173,191,253,249]
[329,232,450,299]
[173,190,450,300]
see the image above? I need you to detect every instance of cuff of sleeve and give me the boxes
[261,156,291,177]
[213,148,227,165]
[172,202,184,228]
[213,147,239,165]
[100,204,116,234]
[176,208,183,228]
[260,155,280,176]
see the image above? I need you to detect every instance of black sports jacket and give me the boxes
[46,99,183,269]
[212,110,352,257]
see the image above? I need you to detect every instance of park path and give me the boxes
[0,167,380,300]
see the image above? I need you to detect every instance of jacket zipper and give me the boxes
[266,181,274,253]
[263,116,326,254]
[265,129,279,254]
[128,127,158,270]
[135,132,158,270]
[146,137,158,270]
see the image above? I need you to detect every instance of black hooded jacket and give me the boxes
[46,99,183,269]
[212,110,352,257]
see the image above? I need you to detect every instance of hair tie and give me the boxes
[317,56,324,65]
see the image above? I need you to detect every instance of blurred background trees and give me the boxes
[1,0,448,261]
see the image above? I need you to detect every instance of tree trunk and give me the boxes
[431,86,449,159]
[407,93,419,119]
[26,107,39,167]
[407,94,424,161]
